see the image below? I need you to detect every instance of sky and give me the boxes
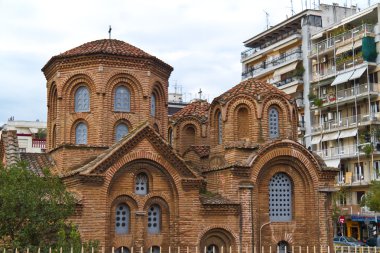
[0,0,375,125]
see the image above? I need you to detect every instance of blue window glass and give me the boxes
[151,94,156,117]
[115,204,130,234]
[115,247,130,253]
[75,123,87,145]
[75,86,90,112]
[269,107,279,138]
[146,246,160,253]
[269,173,292,222]
[147,204,160,234]
[114,86,130,112]
[115,123,129,142]
[135,173,148,195]
[217,111,222,144]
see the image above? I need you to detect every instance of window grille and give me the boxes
[147,205,160,234]
[75,86,90,112]
[115,204,129,234]
[207,245,219,253]
[135,173,148,195]
[147,246,160,253]
[115,123,129,142]
[115,247,130,253]
[114,86,130,112]
[151,94,156,116]
[269,173,292,222]
[269,107,279,138]
[75,123,87,145]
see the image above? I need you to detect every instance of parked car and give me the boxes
[333,236,366,247]
[366,237,379,247]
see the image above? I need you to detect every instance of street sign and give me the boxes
[339,216,345,223]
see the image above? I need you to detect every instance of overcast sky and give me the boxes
[0,0,374,125]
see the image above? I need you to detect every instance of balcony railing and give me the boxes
[311,113,378,133]
[312,65,336,82]
[336,54,364,72]
[273,76,303,88]
[310,24,375,55]
[315,144,361,159]
[310,83,380,109]
[32,139,46,149]
[242,49,302,79]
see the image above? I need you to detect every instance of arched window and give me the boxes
[147,204,161,234]
[147,246,160,253]
[75,123,87,145]
[237,107,249,139]
[115,247,130,253]
[115,123,129,142]
[114,86,130,112]
[184,125,196,148]
[269,173,292,222]
[51,86,58,119]
[217,111,222,144]
[151,94,156,117]
[75,86,90,112]
[135,173,148,195]
[277,241,290,253]
[115,204,130,234]
[269,107,279,139]
[207,245,219,253]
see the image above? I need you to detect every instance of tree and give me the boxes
[0,161,75,249]
[363,180,380,212]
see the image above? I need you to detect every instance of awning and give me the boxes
[349,66,367,81]
[281,85,299,94]
[322,132,339,141]
[339,128,358,139]
[311,135,322,145]
[331,70,354,86]
[325,159,341,168]
[327,6,376,32]
[336,43,353,55]
[273,61,298,77]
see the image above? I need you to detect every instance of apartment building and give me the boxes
[309,4,380,241]
[241,4,357,144]
[0,118,47,153]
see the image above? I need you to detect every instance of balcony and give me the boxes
[272,76,303,89]
[336,54,364,72]
[310,24,375,56]
[242,49,302,79]
[312,65,336,82]
[311,113,378,133]
[32,139,46,149]
[315,144,361,159]
[310,83,380,110]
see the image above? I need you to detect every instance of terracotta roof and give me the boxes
[213,78,291,104]
[185,145,210,158]
[171,100,210,121]
[20,153,54,176]
[42,39,173,71]
[200,193,239,205]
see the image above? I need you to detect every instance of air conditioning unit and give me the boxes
[321,56,327,63]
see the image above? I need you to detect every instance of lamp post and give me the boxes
[259,221,271,251]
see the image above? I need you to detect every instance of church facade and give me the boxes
[2,39,338,252]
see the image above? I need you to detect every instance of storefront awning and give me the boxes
[311,135,322,145]
[331,71,354,86]
[349,66,367,81]
[336,43,353,55]
[273,61,298,77]
[322,131,340,141]
[324,159,341,168]
[339,128,358,139]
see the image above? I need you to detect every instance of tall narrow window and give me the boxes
[147,246,160,253]
[75,123,87,145]
[151,94,156,117]
[217,111,222,144]
[269,173,292,222]
[237,107,249,139]
[207,245,219,253]
[269,107,279,138]
[147,204,161,234]
[135,173,148,195]
[168,128,173,145]
[114,86,130,112]
[115,123,129,142]
[115,247,130,253]
[115,204,130,234]
[75,86,90,112]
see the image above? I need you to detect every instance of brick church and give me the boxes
[1,39,338,252]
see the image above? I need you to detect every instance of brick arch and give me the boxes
[70,118,90,145]
[260,95,291,120]
[150,81,166,129]
[209,104,223,127]
[111,195,139,209]
[112,119,132,142]
[60,73,96,98]
[105,73,143,113]
[198,226,238,250]
[103,71,143,94]
[250,142,321,186]
[63,76,96,114]
[225,95,258,121]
